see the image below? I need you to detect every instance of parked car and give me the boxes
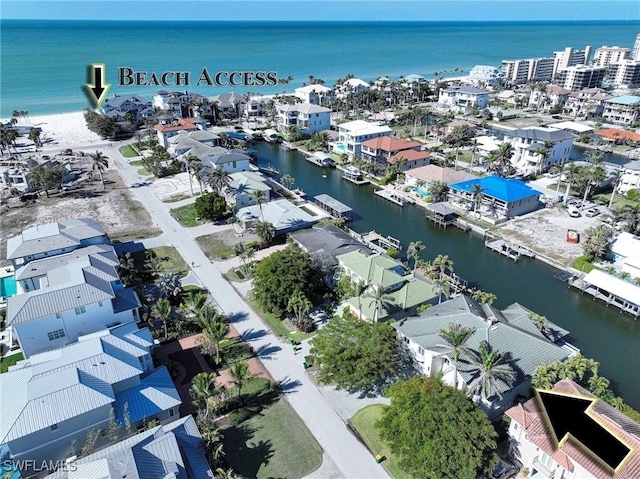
[568,206,581,217]
[62,183,81,191]
[102,179,115,185]
[490,460,518,479]
[552,115,563,120]
[585,207,600,217]
[129,182,142,188]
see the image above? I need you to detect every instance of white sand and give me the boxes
[29,111,104,147]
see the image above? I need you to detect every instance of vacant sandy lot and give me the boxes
[497,206,604,266]
[1,165,159,261]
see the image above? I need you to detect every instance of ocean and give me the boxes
[1,19,639,117]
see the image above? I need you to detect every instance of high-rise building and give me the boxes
[608,60,640,87]
[593,46,631,66]
[555,65,606,90]
[631,33,640,61]
[500,57,555,85]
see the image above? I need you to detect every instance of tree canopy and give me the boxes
[252,246,323,316]
[309,310,402,393]
[377,377,498,479]
[195,192,228,221]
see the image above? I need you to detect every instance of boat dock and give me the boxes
[360,230,402,253]
[314,194,353,221]
[375,188,414,206]
[342,167,368,185]
[485,238,535,262]
[425,203,471,231]
[307,152,336,168]
[567,270,640,319]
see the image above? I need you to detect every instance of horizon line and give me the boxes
[3,18,639,22]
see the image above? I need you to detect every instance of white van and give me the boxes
[568,206,581,218]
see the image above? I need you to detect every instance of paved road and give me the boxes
[111,149,390,479]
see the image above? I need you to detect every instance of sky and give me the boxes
[2,0,639,22]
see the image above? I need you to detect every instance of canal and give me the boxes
[254,142,640,409]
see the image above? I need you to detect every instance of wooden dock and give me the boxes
[360,230,402,253]
[567,275,640,318]
[342,167,368,185]
[485,238,535,262]
[425,203,470,231]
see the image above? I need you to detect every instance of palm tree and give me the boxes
[229,361,252,404]
[201,318,229,366]
[367,287,391,322]
[280,174,295,189]
[407,241,426,271]
[186,154,202,195]
[28,128,42,148]
[208,167,231,193]
[432,276,450,304]
[526,312,550,336]
[153,297,172,340]
[467,341,517,402]
[435,322,476,389]
[353,279,367,319]
[471,183,485,217]
[587,375,611,397]
[254,220,275,245]
[181,290,208,318]
[607,169,621,210]
[492,142,514,177]
[89,151,109,189]
[250,189,267,220]
[432,254,454,281]
[445,124,472,171]
[189,372,217,417]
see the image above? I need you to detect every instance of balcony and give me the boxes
[531,458,555,478]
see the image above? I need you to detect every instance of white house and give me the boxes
[609,232,640,278]
[527,85,571,112]
[394,295,574,419]
[244,98,265,118]
[617,160,640,194]
[223,171,272,207]
[336,78,370,98]
[235,198,320,235]
[295,84,332,106]
[468,65,504,87]
[276,103,331,136]
[502,127,575,175]
[334,120,392,158]
[100,93,153,122]
[154,116,207,148]
[153,91,211,117]
[0,158,32,192]
[0,324,181,475]
[199,149,252,179]
[506,378,640,479]
[438,85,489,114]
[562,87,613,118]
[602,95,640,126]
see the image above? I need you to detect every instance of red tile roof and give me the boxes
[154,118,200,133]
[596,129,640,143]
[361,136,422,152]
[506,378,640,479]
[388,149,430,164]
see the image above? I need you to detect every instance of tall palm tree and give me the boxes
[467,341,517,402]
[201,318,229,366]
[607,169,621,210]
[189,372,217,417]
[250,189,266,220]
[432,276,450,304]
[229,361,252,404]
[493,142,514,177]
[153,297,172,341]
[407,241,426,271]
[353,279,367,319]
[563,163,582,205]
[28,128,42,148]
[186,153,202,195]
[432,254,454,281]
[208,167,231,193]
[89,151,109,189]
[367,287,391,322]
[435,322,476,389]
[471,183,485,217]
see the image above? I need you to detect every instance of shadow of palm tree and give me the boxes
[228,311,249,323]
[254,343,281,359]
[241,328,268,342]
[223,423,275,479]
[277,376,302,394]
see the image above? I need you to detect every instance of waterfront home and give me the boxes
[154,116,207,148]
[555,65,607,91]
[335,78,370,98]
[502,127,574,175]
[609,232,640,279]
[223,171,271,207]
[292,223,372,269]
[547,121,594,136]
[0,324,181,474]
[209,92,247,118]
[617,160,640,194]
[506,378,640,479]
[47,416,214,479]
[334,120,392,158]
[6,243,140,358]
[448,176,542,222]
[336,250,439,322]
[438,85,489,114]
[295,84,333,106]
[602,95,640,126]
[100,93,153,122]
[6,218,109,269]
[276,103,331,136]
[562,87,613,118]
[244,98,265,118]
[153,90,211,117]
[394,295,574,419]
[404,165,475,190]
[595,128,640,146]
[468,65,504,87]
[0,158,31,192]
[198,149,252,179]
[360,137,428,171]
[167,130,221,157]
[235,198,319,235]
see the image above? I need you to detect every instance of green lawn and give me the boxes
[246,295,314,342]
[1,352,24,373]
[223,397,323,479]
[137,168,153,177]
[351,404,412,479]
[119,144,139,158]
[130,159,144,166]
[218,338,254,370]
[195,234,236,260]
[171,203,200,227]
[572,255,601,274]
[129,246,189,277]
[225,267,250,282]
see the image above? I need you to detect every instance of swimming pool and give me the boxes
[0,275,17,298]
[411,187,431,198]
[333,144,347,154]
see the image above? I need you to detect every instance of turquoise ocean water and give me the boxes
[1,20,639,117]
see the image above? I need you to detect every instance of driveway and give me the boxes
[112,144,390,479]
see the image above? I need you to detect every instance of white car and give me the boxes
[568,206,581,218]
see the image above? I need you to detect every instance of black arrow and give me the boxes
[536,389,631,471]
[85,63,110,107]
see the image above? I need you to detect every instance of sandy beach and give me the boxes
[27,111,104,147]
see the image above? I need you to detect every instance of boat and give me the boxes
[259,165,280,177]
[263,129,281,143]
[307,152,336,168]
[342,166,367,185]
[281,141,297,150]
[291,188,306,197]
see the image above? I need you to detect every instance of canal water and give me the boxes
[254,142,640,408]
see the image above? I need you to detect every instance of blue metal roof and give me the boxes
[605,95,640,106]
[450,176,542,202]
